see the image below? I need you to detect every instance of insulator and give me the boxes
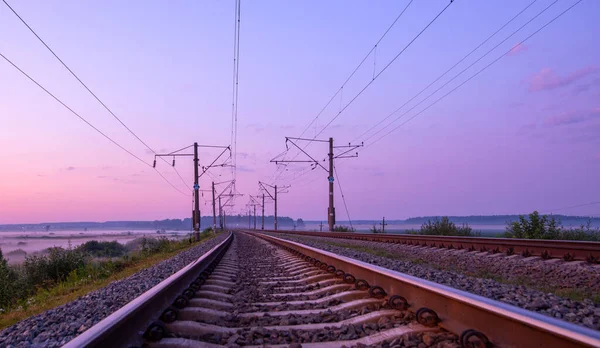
[153,159,156,168]
[172,158,175,166]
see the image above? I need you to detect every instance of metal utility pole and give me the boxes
[212,179,235,231]
[328,137,334,232]
[154,143,230,240]
[248,209,251,229]
[262,194,265,230]
[380,217,388,233]
[271,137,362,232]
[274,184,278,230]
[218,187,244,230]
[320,222,323,232]
[193,143,200,239]
[212,182,217,231]
[218,196,223,229]
[248,195,261,231]
[259,181,289,231]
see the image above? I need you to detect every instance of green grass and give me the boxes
[0,232,217,330]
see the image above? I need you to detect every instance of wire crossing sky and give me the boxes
[0,0,598,223]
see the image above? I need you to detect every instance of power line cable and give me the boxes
[312,0,454,141]
[0,52,188,196]
[230,0,241,190]
[296,0,414,140]
[154,169,189,196]
[269,1,451,186]
[353,0,539,144]
[1,52,151,167]
[331,1,581,183]
[322,1,584,217]
[172,166,190,189]
[2,0,190,191]
[334,164,353,231]
[544,201,600,214]
[267,1,414,185]
[3,0,153,155]
[366,0,578,147]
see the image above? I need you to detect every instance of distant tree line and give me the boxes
[404,215,599,225]
[0,215,304,231]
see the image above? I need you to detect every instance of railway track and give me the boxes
[263,229,600,263]
[65,231,600,347]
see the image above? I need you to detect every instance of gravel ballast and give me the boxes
[0,232,229,348]
[267,232,600,331]
[179,232,460,347]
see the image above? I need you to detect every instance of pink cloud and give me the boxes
[528,65,598,92]
[545,108,600,127]
[508,43,527,56]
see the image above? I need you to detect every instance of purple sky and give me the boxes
[1,0,599,224]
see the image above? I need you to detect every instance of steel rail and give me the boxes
[261,229,600,262]
[63,232,233,348]
[250,231,600,348]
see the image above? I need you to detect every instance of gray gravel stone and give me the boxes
[268,233,600,331]
[187,233,459,347]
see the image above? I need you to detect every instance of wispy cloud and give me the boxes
[237,152,257,160]
[545,111,587,127]
[572,77,600,96]
[528,65,597,92]
[237,165,255,173]
[65,166,76,171]
[97,175,139,184]
[507,43,527,56]
[245,123,264,133]
[545,108,600,127]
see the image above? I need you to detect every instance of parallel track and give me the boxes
[263,229,600,262]
[65,231,600,347]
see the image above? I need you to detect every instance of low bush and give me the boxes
[21,247,88,288]
[0,234,208,313]
[78,240,128,258]
[410,217,478,236]
[505,211,600,241]
[333,226,355,232]
[0,250,19,311]
[369,225,386,234]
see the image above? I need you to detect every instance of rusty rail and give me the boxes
[251,231,600,348]
[63,233,233,348]
[260,229,600,262]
